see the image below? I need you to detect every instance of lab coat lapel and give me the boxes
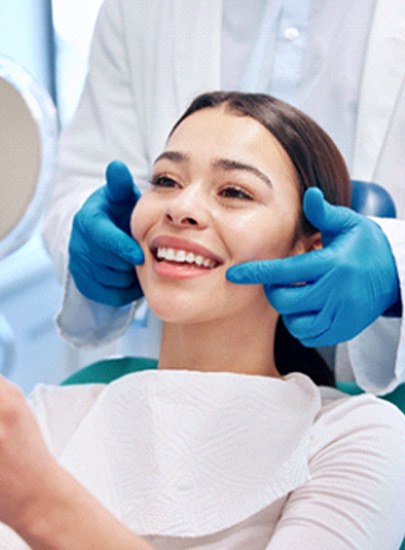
[352,0,405,180]
[173,0,222,111]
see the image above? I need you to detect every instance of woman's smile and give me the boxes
[150,235,224,279]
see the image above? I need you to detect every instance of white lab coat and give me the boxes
[43,0,405,394]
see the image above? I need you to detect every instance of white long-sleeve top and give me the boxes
[0,370,404,549]
[43,0,405,394]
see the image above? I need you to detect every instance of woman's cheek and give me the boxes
[130,195,148,241]
[235,222,290,264]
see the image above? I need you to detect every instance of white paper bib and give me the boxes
[59,370,321,537]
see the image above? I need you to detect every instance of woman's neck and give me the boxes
[157,308,280,378]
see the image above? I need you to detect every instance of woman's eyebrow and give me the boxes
[213,158,273,188]
[153,151,189,165]
[153,152,273,188]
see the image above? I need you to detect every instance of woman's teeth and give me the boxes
[156,247,217,268]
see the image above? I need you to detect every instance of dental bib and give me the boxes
[58,369,321,537]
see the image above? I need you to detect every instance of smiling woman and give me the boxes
[131,92,349,382]
[0,92,404,550]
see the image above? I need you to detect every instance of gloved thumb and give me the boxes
[106,160,141,204]
[303,187,355,237]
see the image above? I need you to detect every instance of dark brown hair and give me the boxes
[170,92,351,386]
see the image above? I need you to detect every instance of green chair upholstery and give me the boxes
[61,356,405,415]
[61,356,158,386]
[336,380,405,413]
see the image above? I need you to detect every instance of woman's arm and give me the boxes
[16,469,154,550]
[266,396,405,549]
[0,377,153,550]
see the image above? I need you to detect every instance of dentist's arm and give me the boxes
[227,188,401,347]
[69,161,144,307]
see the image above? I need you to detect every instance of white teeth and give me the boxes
[175,250,186,262]
[166,248,175,261]
[155,247,217,268]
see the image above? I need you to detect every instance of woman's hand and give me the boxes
[0,376,58,532]
[0,377,153,549]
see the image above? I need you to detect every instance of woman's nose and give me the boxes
[164,186,208,228]
[165,212,199,226]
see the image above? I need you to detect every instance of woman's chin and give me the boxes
[144,286,225,325]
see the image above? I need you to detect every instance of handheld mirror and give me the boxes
[0,57,58,260]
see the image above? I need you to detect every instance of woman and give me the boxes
[0,92,404,549]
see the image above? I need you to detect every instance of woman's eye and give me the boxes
[219,186,253,200]
[150,175,178,188]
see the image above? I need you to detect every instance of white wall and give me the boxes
[0,0,55,95]
[0,0,61,391]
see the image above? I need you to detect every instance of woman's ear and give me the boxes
[293,231,322,255]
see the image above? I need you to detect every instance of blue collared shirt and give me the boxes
[221,0,376,169]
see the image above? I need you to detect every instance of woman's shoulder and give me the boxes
[318,386,404,421]
[271,388,405,548]
[312,388,405,460]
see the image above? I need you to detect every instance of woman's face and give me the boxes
[131,107,313,325]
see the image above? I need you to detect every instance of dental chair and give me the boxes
[61,180,405,415]
[0,57,58,373]
[61,358,405,412]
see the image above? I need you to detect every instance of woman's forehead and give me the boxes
[167,109,285,159]
[164,108,298,185]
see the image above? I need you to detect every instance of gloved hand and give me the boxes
[69,160,144,306]
[227,187,400,347]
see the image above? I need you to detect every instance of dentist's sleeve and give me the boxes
[42,0,150,283]
[42,0,148,346]
[56,275,137,347]
[347,217,405,395]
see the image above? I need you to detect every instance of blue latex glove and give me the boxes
[69,160,144,306]
[227,188,400,347]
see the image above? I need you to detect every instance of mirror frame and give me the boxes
[0,56,58,260]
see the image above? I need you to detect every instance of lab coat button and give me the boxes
[284,27,300,41]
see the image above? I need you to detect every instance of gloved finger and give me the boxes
[83,214,144,265]
[69,234,137,272]
[226,250,331,286]
[265,281,327,315]
[91,264,138,289]
[282,304,334,342]
[299,329,341,348]
[73,268,143,306]
[106,160,142,204]
[304,187,356,237]
[283,312,320,342]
